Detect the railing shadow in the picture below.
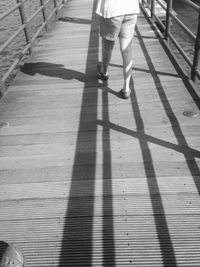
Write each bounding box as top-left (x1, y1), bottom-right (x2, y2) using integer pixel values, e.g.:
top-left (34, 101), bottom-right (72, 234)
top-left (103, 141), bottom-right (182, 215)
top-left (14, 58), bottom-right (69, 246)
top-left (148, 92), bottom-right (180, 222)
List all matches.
top-left (57, 2), bottom-right (98, 265)
top-left (94, 22), bottom-right (200, 266)
top-left (58, 17), bottom-right (92, 24)
top-left (101, 81), bottom-right (116, 266)
top-left (134, 24), bottom-right (200, 265)
top-left (135, 24), bottom-right (200, 193)
top-left (109, 63), bottom-right (180, 78)
top-left (130, 75), bottom-right (178, 266)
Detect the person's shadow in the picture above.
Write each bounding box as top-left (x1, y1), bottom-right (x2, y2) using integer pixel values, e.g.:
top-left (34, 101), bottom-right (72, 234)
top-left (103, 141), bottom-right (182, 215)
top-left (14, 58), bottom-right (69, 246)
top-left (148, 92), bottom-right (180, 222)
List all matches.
top-left (21, 62), bottom-right (120, 97)
top-left (21, 62), bottom-right (87, 82)
top-left (58, 17), bottom-right (91, 24)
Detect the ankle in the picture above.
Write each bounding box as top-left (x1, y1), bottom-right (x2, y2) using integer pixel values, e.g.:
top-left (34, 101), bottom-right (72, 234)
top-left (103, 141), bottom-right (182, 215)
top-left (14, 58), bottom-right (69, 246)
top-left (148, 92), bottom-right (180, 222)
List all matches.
top-left (122, 85), bottom-right (130, 92)
top-left (101, 65), bottom-right (108, 76)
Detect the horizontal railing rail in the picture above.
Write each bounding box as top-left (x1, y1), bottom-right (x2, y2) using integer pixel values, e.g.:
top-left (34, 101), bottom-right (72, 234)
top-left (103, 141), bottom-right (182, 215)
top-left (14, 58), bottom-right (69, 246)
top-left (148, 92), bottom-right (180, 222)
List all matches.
top-left (140, 0), bottom-right (200, 83)
top-left (0, 0), bottom-right (67, 95)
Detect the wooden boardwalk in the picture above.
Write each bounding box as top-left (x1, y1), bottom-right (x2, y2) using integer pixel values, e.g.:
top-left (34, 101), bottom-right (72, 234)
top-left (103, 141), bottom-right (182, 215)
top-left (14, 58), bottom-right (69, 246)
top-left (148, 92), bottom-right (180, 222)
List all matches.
top-left (0, 0), bottom-right (200, 266)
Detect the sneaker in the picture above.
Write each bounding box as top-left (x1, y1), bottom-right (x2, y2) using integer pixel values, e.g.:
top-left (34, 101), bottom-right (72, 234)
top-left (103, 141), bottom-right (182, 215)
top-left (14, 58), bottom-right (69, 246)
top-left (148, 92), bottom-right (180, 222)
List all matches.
top-left (119, 89), bottom-right (131, 99)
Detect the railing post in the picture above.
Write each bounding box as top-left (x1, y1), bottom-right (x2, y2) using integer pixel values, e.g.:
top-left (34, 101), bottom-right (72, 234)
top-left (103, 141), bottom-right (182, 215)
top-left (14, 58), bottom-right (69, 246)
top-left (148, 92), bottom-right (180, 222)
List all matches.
top-left (17, 0), bottom-right (32, 53)
top-left (40, 0), bottom-right (48, 30)
top-left (165, 0), bottom-right (173, 42)
top-left (191, 9), bottom-right (200, 82)
top-left (53, 0), bottom-right (58, 15)
top-left (0, 81), bottom-right (6, 97)
top-left (151, 0), bottom-right (155, 21)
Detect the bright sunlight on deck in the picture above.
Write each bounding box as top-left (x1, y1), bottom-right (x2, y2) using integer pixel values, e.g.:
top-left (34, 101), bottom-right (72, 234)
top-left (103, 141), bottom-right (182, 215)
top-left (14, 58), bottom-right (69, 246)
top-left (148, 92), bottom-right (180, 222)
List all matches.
top-left (0, 0), bottom-right (200, 266)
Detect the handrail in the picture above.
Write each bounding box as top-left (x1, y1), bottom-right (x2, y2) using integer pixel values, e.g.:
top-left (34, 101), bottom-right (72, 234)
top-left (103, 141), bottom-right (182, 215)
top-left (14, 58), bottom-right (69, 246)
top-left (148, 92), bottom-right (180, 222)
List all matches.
top-left (181, 0), bottom-right (199, 11)
top-left (140, 0), bottom-right (200, 83)
top-left (0, 3), bottom-right (21, 21)
top-left (0, 0), bottom-right (67, 95)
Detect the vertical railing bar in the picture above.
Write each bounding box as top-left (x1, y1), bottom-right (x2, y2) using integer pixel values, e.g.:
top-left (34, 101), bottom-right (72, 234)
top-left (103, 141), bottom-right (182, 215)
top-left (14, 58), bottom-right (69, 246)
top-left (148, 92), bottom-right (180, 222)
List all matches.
top-left (151, 0), bottom-right (155, 20)
top-left (191, 9), bottom-right (200, 82)
top-left (140, 0), bottom-right (200, 83)
top-left (56, 0), bottom-right (66, 11)
top-left (0, 0), bottom-right (66, 95)
top-left (40, 0), bottom-right (48, 30)
top-left (17, 0), bottom-right (32, 53)
top-left (0, 82), bottom-right (6, 97)
top-left (165, 0), bottom-right (173, 42)
top-left (53, 0), bottom-right (58, 15)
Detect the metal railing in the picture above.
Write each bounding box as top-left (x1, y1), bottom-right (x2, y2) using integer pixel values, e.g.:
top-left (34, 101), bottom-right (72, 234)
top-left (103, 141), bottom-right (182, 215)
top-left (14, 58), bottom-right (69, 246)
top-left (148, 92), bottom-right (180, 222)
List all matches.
top-left (0, 0), bottom-right (67, 95)
top-left (140, 0), bottom-right (200, 83)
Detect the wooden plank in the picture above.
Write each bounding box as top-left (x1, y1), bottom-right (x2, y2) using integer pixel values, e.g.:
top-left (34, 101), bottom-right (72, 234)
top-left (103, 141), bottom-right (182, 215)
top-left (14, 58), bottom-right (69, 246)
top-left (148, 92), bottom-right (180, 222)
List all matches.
top-left (0, 118), bottom-right (199, 138)
top-left (0, 133), bottom-right (200, 152)
top-left (0, 215), bottom-right (199, 266)
top-left (0, 149), bottom-right (199, 171)
top-left (1, 194), bottom-right (200, 220)
top-left (1, 215), bottom-right (200, 242)
top-left (0, 138), bottom-right (200, 161)
top-left (0, 161), bottom-right (200, 184)
top-left (0, 110), bottom-right (199, 130)
top-left (0, 176), bottom-right (199, 201)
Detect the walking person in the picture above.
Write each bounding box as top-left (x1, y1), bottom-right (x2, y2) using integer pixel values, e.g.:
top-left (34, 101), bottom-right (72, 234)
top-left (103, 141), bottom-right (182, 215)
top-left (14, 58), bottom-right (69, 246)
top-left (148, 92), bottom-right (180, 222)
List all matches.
top-left (96, 0), bottom-right (140, 99)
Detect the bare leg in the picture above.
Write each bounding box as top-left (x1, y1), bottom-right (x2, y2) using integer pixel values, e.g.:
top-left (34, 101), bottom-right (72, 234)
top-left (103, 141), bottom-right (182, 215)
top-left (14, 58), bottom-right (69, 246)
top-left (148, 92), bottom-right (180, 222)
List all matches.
top-left (101, 38), bottom-right (115, 75)
top-left (119, 37), bottom-right (133, 93)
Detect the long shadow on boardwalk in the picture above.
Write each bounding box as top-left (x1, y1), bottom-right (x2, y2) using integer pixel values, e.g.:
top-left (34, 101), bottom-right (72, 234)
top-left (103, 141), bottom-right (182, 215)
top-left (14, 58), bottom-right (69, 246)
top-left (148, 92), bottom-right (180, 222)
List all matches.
top-left (58, 2), bottom-right (116, 266)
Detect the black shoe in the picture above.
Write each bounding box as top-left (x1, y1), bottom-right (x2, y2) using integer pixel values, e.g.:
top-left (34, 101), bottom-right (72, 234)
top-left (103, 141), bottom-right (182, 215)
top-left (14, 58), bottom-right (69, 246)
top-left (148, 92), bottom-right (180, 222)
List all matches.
top-left (97, 64), bottom-right (109, 81)
top-left (119, 89), bottom-right (131, 99)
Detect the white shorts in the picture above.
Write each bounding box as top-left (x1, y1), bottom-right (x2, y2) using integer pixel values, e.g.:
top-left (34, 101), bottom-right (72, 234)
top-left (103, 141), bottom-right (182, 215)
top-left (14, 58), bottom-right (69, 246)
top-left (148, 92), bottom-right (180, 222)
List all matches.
top-left (99, 14), bottom-right (137, 41)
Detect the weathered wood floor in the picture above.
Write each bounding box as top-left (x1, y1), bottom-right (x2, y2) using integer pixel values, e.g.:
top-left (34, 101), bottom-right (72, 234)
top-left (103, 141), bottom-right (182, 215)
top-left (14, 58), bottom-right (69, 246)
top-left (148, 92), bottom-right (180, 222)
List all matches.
top-left (0, 0), bottom-right (200, 266)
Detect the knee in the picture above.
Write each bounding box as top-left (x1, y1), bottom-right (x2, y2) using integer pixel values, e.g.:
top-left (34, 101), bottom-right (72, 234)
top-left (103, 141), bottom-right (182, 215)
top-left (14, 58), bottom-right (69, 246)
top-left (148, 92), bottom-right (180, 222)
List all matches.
top-left (119, 37), bottom-right (132, 53)
top-left (103, 39), bottom-right (115, 52)
top-left (121, 46), bottom-right (130, 55)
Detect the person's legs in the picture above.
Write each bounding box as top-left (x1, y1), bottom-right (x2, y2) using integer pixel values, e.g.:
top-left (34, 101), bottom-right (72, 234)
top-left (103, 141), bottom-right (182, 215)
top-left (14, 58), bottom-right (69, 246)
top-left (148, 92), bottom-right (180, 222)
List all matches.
top-left (101, 38), bottom-right (115, 75)
top-left (119, 36), bottom-right (133, 93)
top-left (118, 14), bottom-right (137, 97)
top-left (98, 16), bottom-right (122, 79)
top-left (97, 14), bottom-right (137, 92)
